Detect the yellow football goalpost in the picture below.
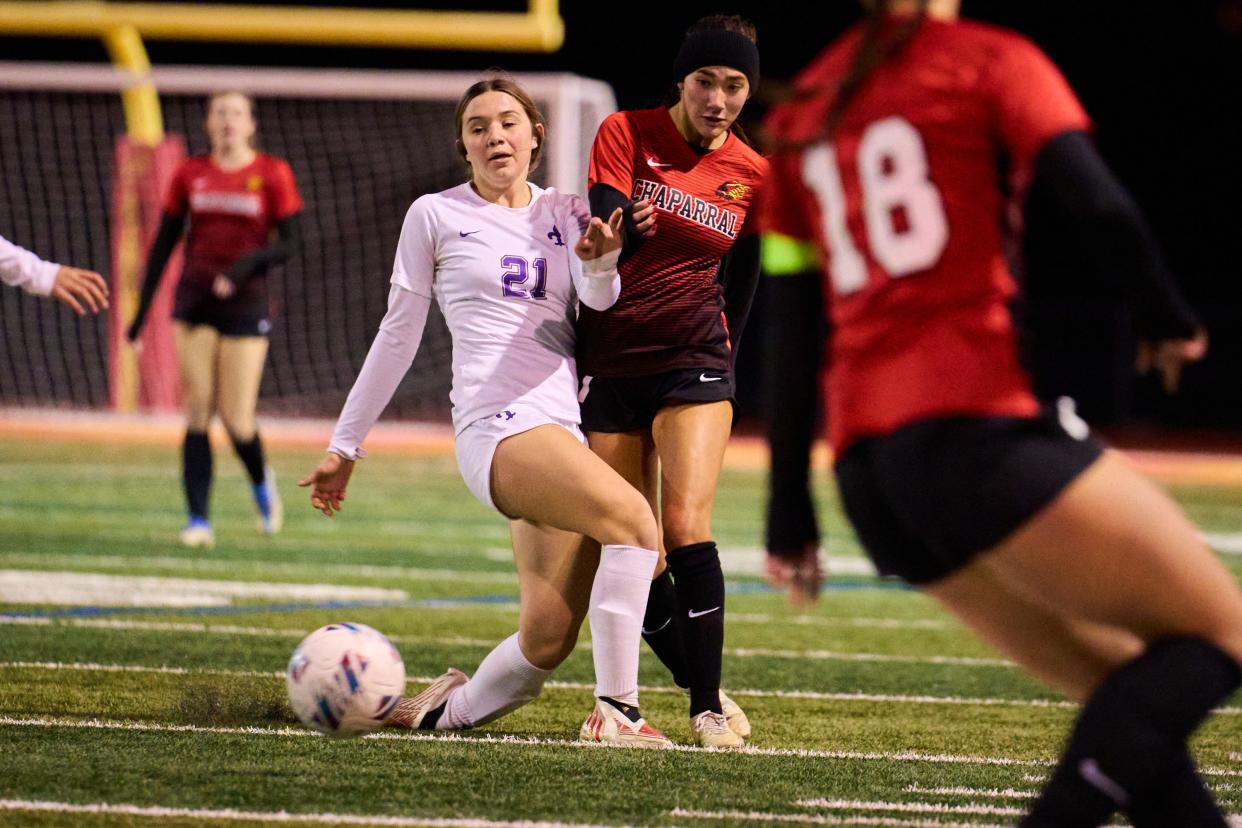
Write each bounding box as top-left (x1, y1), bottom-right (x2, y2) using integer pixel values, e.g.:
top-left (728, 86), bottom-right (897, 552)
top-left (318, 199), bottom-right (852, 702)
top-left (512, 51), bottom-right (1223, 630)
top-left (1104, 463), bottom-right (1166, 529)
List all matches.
top-left (0, 1), bottom-right (565, 412)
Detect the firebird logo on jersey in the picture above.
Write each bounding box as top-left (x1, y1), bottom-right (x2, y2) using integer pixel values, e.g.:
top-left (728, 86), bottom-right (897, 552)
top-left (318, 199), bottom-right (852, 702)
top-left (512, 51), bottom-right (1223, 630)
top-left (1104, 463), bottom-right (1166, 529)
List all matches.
top-left (716, 180), bottom-right (750, 201)
top-left (630, 178), bottom-right (743, 239)
top-left (246, 175), bottom-right (264, 192)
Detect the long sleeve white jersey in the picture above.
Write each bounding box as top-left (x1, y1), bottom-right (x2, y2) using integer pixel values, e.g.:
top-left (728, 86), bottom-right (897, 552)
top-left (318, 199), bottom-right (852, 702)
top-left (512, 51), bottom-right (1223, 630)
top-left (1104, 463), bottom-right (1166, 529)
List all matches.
top-left (0, 235), bottom-right (59, 296)
top-left (329, 183), bottom-right (620, 459)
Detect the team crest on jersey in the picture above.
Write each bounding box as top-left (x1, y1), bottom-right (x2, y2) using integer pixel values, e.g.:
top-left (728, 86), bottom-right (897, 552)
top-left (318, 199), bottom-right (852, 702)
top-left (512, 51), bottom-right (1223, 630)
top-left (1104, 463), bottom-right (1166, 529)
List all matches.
top-left (547, 225), bottom-right (565, 247)
top-left (246, 175), bottom-right (264, 192)
top-left (716, 180), bottom-right (750, 201)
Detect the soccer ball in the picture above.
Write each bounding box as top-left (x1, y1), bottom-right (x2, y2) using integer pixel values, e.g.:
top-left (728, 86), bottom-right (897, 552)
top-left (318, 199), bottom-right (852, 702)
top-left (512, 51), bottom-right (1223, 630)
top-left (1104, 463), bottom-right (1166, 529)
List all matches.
top-left (286, 622), bottom-right (406, 737)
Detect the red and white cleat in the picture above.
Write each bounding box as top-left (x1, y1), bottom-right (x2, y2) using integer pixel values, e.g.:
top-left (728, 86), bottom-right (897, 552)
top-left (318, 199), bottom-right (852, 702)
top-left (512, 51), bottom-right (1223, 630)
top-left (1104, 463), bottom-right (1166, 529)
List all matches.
top-left (579, 698), bottom-right (672, 749)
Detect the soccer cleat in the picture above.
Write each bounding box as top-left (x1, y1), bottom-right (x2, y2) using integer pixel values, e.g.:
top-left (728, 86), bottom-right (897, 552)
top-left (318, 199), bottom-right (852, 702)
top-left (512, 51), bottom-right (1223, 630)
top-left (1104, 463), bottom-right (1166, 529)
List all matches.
top-left (253, 466), bottom-right (283, 535)
top-left (178, 517), bottom-right (215, 548)
top-left (579, 698), bottom-right (672, 749)
top-left (387, 668), bottom-right (468, 730)
top-left (690, 709), bottom-right (745, 749)
top-left (719, 689), bottom-right (751, 739)
top-left (681, 687), bottom-right (752, 739)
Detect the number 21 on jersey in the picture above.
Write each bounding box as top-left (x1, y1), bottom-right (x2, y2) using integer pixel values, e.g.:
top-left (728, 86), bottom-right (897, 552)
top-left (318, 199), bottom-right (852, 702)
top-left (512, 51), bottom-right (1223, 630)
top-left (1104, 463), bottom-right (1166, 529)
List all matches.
top-left (802, 116), bottom-right (948, 295)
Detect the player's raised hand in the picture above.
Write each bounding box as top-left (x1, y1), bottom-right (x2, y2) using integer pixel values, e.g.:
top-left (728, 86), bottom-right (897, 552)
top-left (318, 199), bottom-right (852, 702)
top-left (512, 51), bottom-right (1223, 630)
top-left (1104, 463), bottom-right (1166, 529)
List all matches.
top-left (574, 207), bottom-right (626, 261)
top-left (298, 452), bottom-right (355, 516)
top-left (1136, 329), bottom-right (1208, 394)
top-left (51, 265), bottom-right (109, 316)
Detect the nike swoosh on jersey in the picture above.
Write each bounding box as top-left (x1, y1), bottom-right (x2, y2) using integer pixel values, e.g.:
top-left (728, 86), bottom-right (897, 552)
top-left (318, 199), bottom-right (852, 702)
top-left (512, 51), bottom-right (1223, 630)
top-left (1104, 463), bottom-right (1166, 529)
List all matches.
top-left (646, 156), bottom-right (673, 168)
top-left (459, 230), bottom-right (481, 237)
top-left (699, 373), bottom-right (724, 382)
top-left (687, 606), bottom-right (721, 618)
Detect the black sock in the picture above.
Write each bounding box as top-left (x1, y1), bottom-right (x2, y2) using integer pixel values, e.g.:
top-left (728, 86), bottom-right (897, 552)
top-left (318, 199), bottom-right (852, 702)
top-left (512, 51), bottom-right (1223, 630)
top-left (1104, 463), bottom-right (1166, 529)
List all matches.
top-left (598, 696), bottom-right (642, 723)
top-left (230, 431), bottom-right (266, 486)
top-left (642, 570), bottom-right (691, 689)
top-left (1022, 637), bottom-right (1241, 827)
top-left (1128, 750), bottom-right (1229, 828)
top-left (182, 431), bottom-right (213, 520)
top-left (666, 541), bottom-right (725, 716)
top-left (419, 703), bottom-right (446, 731)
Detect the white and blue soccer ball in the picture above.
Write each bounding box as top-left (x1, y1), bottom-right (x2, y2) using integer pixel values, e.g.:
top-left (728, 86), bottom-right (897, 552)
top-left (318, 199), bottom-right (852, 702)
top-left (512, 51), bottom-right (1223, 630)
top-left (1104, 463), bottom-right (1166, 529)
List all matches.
top-left (286, 622), bottom-right (406, 737)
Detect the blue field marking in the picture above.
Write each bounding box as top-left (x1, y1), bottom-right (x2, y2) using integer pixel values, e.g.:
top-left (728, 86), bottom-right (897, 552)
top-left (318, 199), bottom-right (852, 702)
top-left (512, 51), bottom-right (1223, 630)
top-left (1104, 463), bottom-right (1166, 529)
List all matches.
top-left (0, 578), bottom-right (906, 622)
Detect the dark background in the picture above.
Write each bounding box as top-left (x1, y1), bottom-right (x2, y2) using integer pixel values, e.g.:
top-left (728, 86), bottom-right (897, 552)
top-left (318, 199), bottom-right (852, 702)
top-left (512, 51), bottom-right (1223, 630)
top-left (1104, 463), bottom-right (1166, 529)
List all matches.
top-left (5, 0), bottom-right (1241, 433)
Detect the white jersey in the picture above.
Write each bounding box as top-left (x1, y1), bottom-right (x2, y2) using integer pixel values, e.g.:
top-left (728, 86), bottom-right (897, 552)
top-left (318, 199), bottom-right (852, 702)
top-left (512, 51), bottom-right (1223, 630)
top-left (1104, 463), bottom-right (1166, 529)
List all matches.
top-left (0, 235), bottom-right (59, 296)
top-left (328, 182), bottom-right (619, 460)
top-left (394, 182), bottom-right (589, 432)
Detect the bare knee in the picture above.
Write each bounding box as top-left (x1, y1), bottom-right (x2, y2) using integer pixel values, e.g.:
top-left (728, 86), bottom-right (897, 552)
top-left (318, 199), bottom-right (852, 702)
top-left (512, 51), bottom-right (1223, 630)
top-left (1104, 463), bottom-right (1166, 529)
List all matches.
top-left (662, 502), bottom-right (711, 549)
top-left (592, 490), bottom-right (658, 551)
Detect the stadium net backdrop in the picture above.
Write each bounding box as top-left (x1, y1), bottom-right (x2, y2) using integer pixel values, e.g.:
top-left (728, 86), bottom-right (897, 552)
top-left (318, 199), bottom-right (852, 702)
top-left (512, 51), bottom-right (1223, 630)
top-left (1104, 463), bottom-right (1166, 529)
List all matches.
top-left (0, 64), bottom-right (615, 421)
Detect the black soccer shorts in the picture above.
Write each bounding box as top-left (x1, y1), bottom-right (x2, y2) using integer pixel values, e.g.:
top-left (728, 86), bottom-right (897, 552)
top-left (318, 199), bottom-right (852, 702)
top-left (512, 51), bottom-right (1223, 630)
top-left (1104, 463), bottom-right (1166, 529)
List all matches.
top-left (578, 366), bottom-right (735, 433)
top-left (833, 407), bottom-right (1105, 585)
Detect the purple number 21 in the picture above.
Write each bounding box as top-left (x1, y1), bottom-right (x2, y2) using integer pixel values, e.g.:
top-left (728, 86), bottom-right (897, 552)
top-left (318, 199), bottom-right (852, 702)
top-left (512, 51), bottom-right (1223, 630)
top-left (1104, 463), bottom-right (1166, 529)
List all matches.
top-left (501, 255), bottom-right (548, 300)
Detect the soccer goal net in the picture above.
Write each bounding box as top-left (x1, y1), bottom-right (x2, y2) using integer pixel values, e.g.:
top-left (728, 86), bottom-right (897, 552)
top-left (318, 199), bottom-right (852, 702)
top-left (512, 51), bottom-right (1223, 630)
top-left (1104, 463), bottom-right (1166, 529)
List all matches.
top-left (0, 63), bottom-right (616, 421)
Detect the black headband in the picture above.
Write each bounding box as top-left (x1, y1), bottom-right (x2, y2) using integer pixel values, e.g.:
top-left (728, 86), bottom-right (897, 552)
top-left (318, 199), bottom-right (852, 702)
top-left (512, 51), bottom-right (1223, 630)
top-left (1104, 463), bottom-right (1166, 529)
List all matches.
top-left (672, 30), bottom-right (760, 90)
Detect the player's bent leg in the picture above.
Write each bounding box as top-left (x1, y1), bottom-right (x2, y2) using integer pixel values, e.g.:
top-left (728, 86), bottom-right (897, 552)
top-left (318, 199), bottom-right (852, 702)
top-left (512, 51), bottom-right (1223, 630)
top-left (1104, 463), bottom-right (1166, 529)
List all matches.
top-left (966, 451), bottom-right (1242, 825)
top-left (586, 429), bottom-right (698, 714)
top-left (492, 426), bottom-right (670, 747)
top-left (926, 561), bottom-right (1142, 701)
top-left (173, 322), bottom-right (219, 546)
top-left (512, 520), bottom-right (597, 670)
top-left (218, 336), bottom-right (280, 534)
top-left (650, 400), bottom-right (743, 745)
top-left (981, 450), bottom-right (1242, 661)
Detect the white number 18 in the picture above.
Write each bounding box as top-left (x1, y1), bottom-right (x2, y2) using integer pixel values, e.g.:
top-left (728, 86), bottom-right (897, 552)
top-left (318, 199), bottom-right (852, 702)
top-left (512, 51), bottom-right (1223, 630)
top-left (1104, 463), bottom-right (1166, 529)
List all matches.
top-left (802, 116), bottom-right (948, 295)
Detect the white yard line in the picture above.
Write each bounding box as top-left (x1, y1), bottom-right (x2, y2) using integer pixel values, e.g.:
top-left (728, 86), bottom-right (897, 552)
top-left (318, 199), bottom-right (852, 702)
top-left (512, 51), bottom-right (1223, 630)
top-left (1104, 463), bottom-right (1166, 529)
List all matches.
top-left (0, 554), bottom-right (518, 584)
top-left (0, 570), bottom-right (407, 608)
top-left (0, 715), bottom-right (1057, 765)
top-left (1201, 533), bottom-right (1242, 556)
top-left (900, 786), bottom-right (1033, 800)
top-left (669, 808), bottom-right (1006, 828)
top-left (795, 799), bottom-right (1023, 816)
top-left (3, 715), bottom-right (1241, 784)
top-left (0, 660), bottom-right (1083, 713)
top-left (0, 616), bottom-right (1006, 667)
top-left (0, 799), bottom-right (627, 828)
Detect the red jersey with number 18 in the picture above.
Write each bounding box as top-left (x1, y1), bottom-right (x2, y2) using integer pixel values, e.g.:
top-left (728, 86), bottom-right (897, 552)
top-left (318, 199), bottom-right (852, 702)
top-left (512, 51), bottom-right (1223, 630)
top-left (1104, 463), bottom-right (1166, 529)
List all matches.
top-left (578, 107), bottom-right (767, 378)
top-left (757, 17), bottom-right (1090, 453)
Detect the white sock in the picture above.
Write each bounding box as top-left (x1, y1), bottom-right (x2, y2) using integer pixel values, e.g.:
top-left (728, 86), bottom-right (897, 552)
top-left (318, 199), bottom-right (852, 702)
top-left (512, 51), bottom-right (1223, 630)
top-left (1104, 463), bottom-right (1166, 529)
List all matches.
top-left (440, 632), bottom-right (551, 729)
top-left (589, 544), bottom-right (659, 706)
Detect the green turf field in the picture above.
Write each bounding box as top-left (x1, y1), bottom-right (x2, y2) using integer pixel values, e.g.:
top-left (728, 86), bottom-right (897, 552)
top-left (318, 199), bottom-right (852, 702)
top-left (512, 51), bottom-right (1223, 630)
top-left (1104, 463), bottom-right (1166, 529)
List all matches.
top-left (2, 438), bottom-right (1240, 827)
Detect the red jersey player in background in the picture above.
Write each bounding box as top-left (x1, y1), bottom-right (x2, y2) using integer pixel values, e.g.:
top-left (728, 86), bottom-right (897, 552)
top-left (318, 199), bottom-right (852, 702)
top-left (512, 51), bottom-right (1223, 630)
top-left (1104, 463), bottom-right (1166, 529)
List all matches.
top-left (760, 0), bottom-right (1242, 824)
top-left (128, 91), bottom-right (303, 548)
top-left (577, 14), bottom-right (767, 748)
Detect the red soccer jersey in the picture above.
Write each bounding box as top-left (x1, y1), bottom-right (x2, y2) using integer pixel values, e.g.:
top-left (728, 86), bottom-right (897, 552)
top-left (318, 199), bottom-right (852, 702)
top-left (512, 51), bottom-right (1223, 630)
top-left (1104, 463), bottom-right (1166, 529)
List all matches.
top-left (164, 153), bottom-right (303, 326)
top-left (578, 107), bottom-right (768, 377)
top-left (757, 17), bottom-right (1090, 452)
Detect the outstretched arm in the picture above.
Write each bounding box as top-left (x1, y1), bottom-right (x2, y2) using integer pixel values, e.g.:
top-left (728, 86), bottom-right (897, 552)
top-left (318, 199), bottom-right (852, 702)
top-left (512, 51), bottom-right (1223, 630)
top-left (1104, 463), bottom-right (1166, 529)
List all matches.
top-left (0, 235), bottom-right (108, 314)
top-left (299, 283), bottom-right (431, 515)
